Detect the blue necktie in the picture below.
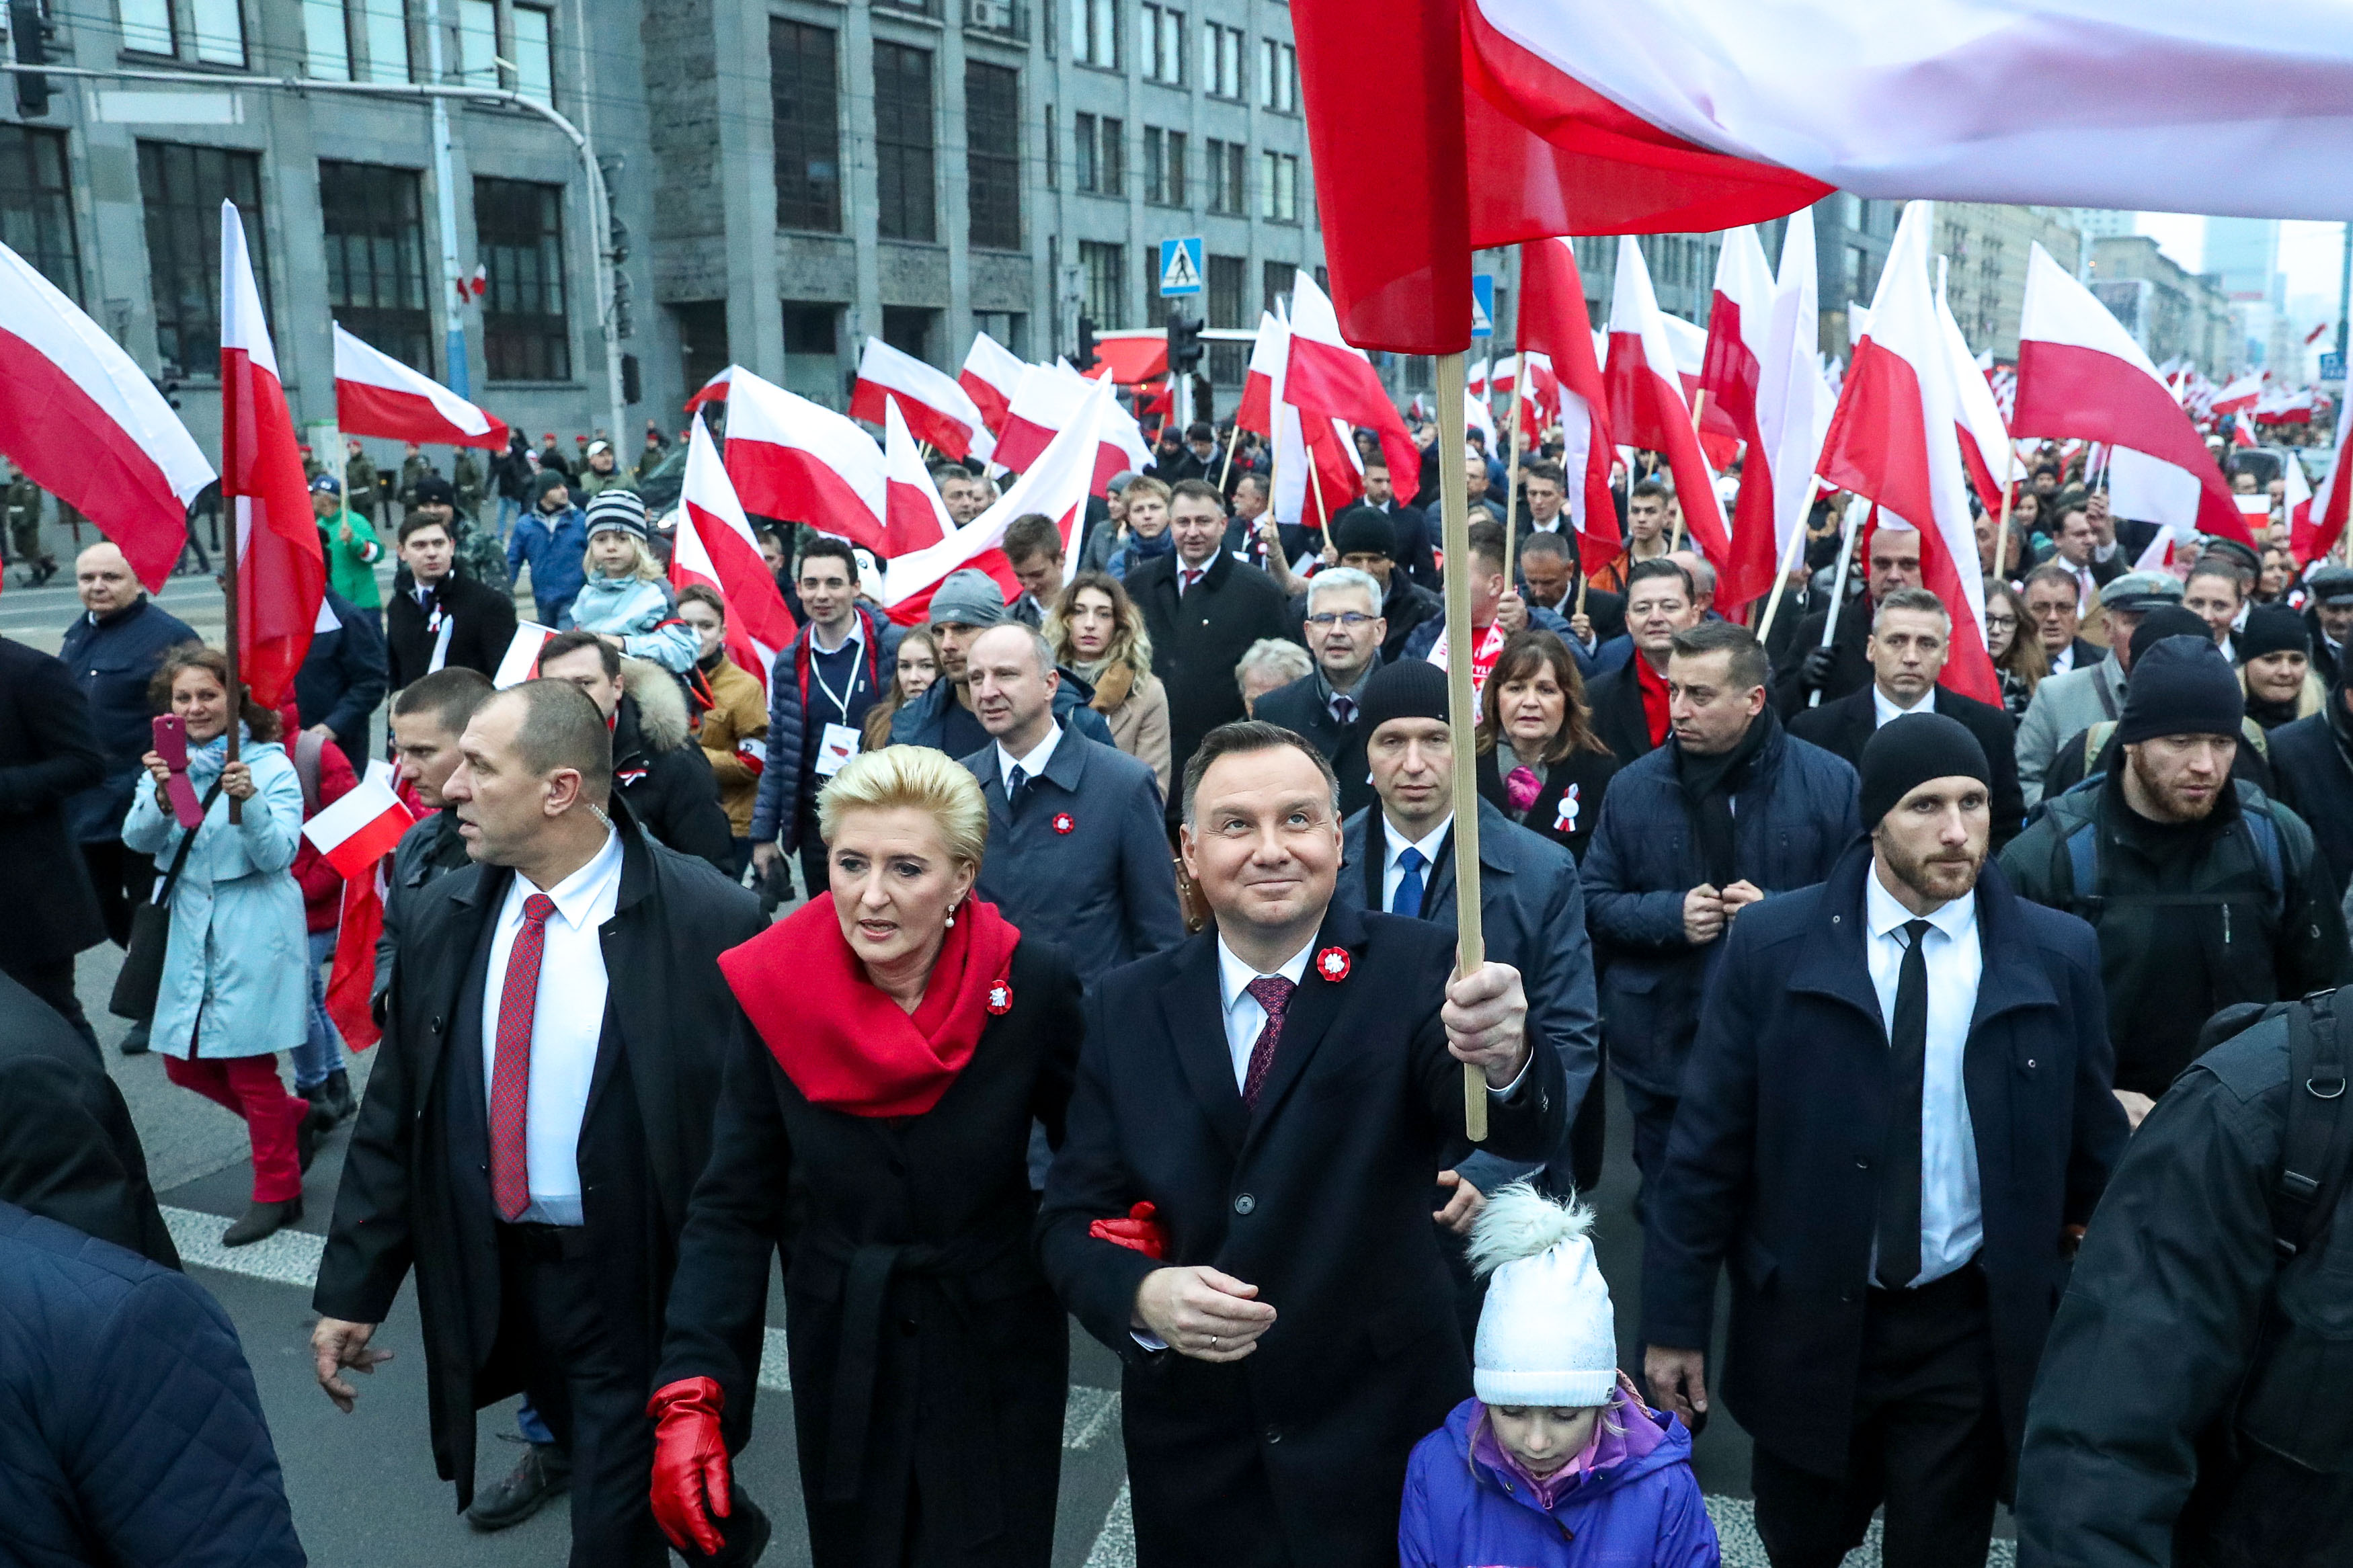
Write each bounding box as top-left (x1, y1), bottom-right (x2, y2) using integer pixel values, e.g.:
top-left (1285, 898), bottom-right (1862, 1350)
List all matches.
top-left (1392, 845), bottom-right (1427, 917)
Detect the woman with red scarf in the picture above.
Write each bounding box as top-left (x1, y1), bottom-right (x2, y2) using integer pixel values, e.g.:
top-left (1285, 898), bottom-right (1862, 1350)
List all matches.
top-left (646, 745), bottom-right (1084, 1567)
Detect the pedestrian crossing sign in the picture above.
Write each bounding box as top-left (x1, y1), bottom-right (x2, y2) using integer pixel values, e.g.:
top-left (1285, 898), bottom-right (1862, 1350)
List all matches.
top-left (1160, 237), bottom-right (1204, 298)
top-left (1472, 274), bottom-right (1495, 338)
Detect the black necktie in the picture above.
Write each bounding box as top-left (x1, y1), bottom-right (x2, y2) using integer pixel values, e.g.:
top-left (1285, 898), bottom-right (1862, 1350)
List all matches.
top-left (1875, 917), bottom-right (1933, 1290)
top-left (1005, 763), bottom-right (1028, 811)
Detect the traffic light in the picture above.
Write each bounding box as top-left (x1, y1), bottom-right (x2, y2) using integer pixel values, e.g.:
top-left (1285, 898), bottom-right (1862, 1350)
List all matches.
top-left (621, 353), bottom-right (641, 405)
top-left (1166, 310), bottom-right (1203, 376)
top-left (9, 0), bottom-right (50, 120)
top-left (1075, 315), bottom-right (1099, 372)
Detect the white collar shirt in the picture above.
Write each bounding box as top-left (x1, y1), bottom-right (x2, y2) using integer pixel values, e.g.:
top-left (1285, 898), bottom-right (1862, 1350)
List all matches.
top-left (811, 618), bottom-right (865, 657)
top-left (2048, 640), bottom-right (2078, 675)
top-left (1871, 684), bottom-right (1936, 729)
top-left (995, 720), bottom-right (1064, 791)
top-left (1214, 937), bottom-right (1316, 1090)
top-left (480, 824), bottom-right (624, 1227)
top-left (1381, 813), bottom-right (1454, 915)
top-left (1863, 866), bottom-right (1985, 1288)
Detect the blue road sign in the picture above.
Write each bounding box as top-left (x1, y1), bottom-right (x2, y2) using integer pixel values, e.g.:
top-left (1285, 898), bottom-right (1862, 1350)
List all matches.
top-left (1159, 237), bottom-right (1203, 297)
top-left (1471, 274), bottom-right (1495, 338)
top-left (2321, 349), bottom-right (2346, 384)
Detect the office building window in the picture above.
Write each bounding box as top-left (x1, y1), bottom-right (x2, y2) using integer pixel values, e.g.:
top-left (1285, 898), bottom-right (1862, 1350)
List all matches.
top-left (1263, 259), bottom-right (1291, 318)
top-left (1075, 112), bottom-right (1121, 197)
top-left (1849, 243), bottom-right (1874, 304)
top-left (966, 60), bottom-right (1021, 249)
top-left (1261, 150), bottom-right (1297, 222)
top-left (1071, 0), bottom-right (1116, 67)
top-left (475, 176), bottom-right (570, 382)
top-left (512, 3), bottom-right (553, 104)
top-left (1205, 138), bottom-right (1243, 214)
top-left (873, 42), bottom-right (936, 242)
top-left (126, 0), bottom-right (246, 62)
top-left (455, 0), bottom-right (497, 87)
top-left (772, 20), bottom-right (841, 232)
top-left (1205, 252), bottom-right (1245, 382)
top-left (1043, 100), bottom-right (1058, 189)
top-left (1143, 127), bottom-right (1185, 206)
top-left (303, 0), bottom-right (351, 79)
top-left (139, 142), bottom-right (266, 376)
top-left (1199, 22), bottom-right (1241, 97)
top-left (350, 0), bottom-right (408, 83)
top-left (0, 127), bottom-right (80, 304)
top-left (1080, 240), bottom-right (1125, 329)
top-left (1140, 3), bottom-right (1181, 83)
top-left (1257, 38), bottom-right (1295, 111)
top-left (882, 306), bottom-right (937, 364)
top-left (321, 161), bottom-right (431, 372)
top-left (189, 0), bottom-right (244, 63)
top-left (973, 310), bottom-right (1027, 359)
top-left (120, 0), bottom-right (175, 54)
top-left (779, 299), bottom-right (839, 402)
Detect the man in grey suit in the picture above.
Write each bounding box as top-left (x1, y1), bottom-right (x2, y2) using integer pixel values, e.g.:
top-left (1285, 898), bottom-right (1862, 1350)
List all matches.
top-left (2016, 572), bottom-right (2182, 806)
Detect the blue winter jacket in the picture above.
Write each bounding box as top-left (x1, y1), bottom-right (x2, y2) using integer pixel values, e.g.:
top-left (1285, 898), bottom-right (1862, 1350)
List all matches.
top-left (1400, 1396), bottom-right (1718, 1568)
top-left (750, 605), bottom-right (905, 848)
top-left (0, 1201), bottom-right (306, 1568)
top-left (504, 503), bottom-right (589, 606)
top-left (886, 666), bottom-right (1116, 756)
top-left (1579, 716), bottom-right (1859, 1096)
top-left (57, 597), bottom-right (199, 843)
top-left (563, 574), bottom-right (699, 673)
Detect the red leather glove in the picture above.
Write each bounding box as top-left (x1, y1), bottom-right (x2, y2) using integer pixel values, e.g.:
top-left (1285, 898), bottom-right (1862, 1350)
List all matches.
top-left (1088, 1200), bottom-right (1169, 1260)
top-left (646, 1376), bottom-right (730, 1556)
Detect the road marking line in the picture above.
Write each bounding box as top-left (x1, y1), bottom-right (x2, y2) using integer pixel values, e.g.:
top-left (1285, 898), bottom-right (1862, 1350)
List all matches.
top-left (1082, 1482), bottom-right (1133, 1568)
top-left (164, 1205), bottom-right (324, 1288)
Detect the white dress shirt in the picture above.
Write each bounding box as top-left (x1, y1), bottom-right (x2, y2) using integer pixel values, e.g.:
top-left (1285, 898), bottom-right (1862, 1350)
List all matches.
top-left (1870, 684), bottom-right (1934, 729)
top-left (994, 720), bottom-right (1064, 791)
top-left (1380, 814), bottom-right (1453, 914)
top-left (2048, 641), bottom-right (2078, 675)
top-left (1864, 864), bottom-right (1985, 1288)
top-left (481, 825), bottom-right (623, 1227)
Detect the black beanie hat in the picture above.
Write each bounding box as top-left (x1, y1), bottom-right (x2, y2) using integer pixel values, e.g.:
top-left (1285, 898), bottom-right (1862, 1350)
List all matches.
top-left (1358, 657), bottom-right (1449, 736)
top-left (2128, 605), bottom-right (2213, 668)
top-left (1330, 507), bottom-right (1398, 561)
top-left (2117, 635), bottom-right (2244, 746)
top-left (2238, 602), bottom-right (2310, 663)
top-left (1859, 712), bottom-right (1990, 828)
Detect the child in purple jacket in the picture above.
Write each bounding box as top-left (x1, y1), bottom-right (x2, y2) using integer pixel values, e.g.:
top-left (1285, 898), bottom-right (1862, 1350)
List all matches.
top-left (1400, 1185), bottom-right (1720, 1567)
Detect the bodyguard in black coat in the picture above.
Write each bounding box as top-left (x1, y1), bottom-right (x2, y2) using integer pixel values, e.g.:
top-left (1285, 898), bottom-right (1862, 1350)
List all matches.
top-left (1127, 525), bottom-right (1293, 798)
top-left (2266, 674), bottom-right (2353, 903)
top-left (1039, 723), bottom-right (1566, 1567)
top-left (1790, 682), bottom-right (2026, 850)
top-left (0, 636), bottom-right (106, 1044)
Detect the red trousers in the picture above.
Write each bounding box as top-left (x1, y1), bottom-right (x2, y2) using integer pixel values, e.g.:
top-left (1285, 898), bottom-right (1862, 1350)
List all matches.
top-left (165, 1054), bottom-right (308, 1202)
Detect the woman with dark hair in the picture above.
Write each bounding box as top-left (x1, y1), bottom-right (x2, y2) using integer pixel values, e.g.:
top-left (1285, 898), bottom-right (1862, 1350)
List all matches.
top-left (1983, 577), bottom-right (2047, 719)
top-left (1045, 569), bottom-right (1172, 794)
top-left (123, 645), bottom-right (315, 1245)
top-left (1474, 630), bottom-right (1620, 862)
top-left (861, 625), bottom-right (940, 752)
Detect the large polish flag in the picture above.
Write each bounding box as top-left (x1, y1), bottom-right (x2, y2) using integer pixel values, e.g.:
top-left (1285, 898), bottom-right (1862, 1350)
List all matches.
top-left (1281, 270), bottom-right (1420, 495)
top-left (333, 324), bottom-right (509, 450)
top-left (849, 337), bottom-right (993, 462)
top-left (1234, 312), bottom-right (1288, 436)
top-left (993, 362), bottom-right (1152, 492)
top-left (672, 413), bottom-right (797, 694)
top-left (1816, 201), bottom-right (1997, 705)
top-left (2295, 413), bottom-right (2352, 565)
top-left (1517, 239), bottom-right (1619, 579)
top-left (1751, 207), bottom-right (1834, 591)
top-left (959, 332), bottom-right (1026, 438)
top-left (883, 374), bottom-right (1109, 624)
top-left (1701, 225), bottom-right (1778, 610)
top-left (2210, 370), bottom-right (2266, 416)
top-left (1938, 289), bottom-right (2014, 520)
top-left (721, 368), bottom-right (888, 554)
top-left (2013, 243), bottom-right (2253, 548)
top-left (0, 239), bottom-right (210, 591)
top-left (882, 397), bottom-right (953, 556)
top-left (684, 366), bottom-right (733, 413)
top-left (220, 202), bottom-right (324, 712)
top-left (1603, 236), bottom-right (1730, 576)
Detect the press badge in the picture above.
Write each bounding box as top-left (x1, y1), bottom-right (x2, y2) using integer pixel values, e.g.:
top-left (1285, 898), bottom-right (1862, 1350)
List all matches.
top-left (815, 723), bottom-right (862, 777)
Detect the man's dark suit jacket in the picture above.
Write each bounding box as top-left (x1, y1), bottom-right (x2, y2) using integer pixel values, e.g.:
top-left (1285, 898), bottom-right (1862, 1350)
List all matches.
top-left (1250, 672), bottom-right (1373, 820)
top-left (1037, 901), bottom-right (1566, 1567)
top-left (1127, 548), bottom-right (1292, 798)
top-left (385, 571), bottom-right (519, 690)
top-left (1789, 682), bottom-right (2028, 850)
top-left (313, 804), bottom-right (762, 1510)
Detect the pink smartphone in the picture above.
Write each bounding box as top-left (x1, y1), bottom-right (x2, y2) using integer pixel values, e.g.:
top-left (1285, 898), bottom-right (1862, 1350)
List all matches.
top-left (151, 714), bottom-right (204, 828)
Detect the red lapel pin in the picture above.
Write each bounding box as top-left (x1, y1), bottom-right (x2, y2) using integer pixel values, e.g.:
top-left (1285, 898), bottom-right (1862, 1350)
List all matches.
top-left (1051, 812), bottom-right (1075, 835)
top-left (1314, 946), bottom-right (1351, 983)
top-left (986, 979), bottom-right (1014, 1015)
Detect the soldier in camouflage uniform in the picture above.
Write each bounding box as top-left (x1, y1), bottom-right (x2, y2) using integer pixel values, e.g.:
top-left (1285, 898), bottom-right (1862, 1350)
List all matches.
top-left (396, 474), bottom-right (510, 596)
top-left (345, 439), bottom-right (381, 526)
top-left (300, 444), bottom-right (323, 484)
top-left (452, 445), bottom-right (487, 523)
top-left (6, 465), bottom-right (54, 585)
top-left (396, 443), bottom-right (430, 510)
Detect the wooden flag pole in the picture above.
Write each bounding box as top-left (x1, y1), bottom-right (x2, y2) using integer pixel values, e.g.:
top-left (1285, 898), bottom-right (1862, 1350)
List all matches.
top-left (218, 493), bottom-right (243, 825)
top-left (1435, 351), bottom-right (1488, 1144)
top-left (1502, 361), bottom-right (1526, 582)
top-left (1306, 439), bottom-right (1330, 532)
top-left (1812, 497), bottom-right (1864, 709)
top-left (1993, 473), bottom-right (2018, 577)
top-left (1217, 421), bottom-right (1240, 494)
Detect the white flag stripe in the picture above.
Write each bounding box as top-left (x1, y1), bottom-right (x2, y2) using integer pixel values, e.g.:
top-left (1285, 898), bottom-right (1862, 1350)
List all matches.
top-left (303, 776), bottom-right (409, 854)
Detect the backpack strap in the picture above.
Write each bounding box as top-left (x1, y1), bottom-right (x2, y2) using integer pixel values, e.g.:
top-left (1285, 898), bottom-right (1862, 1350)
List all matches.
top-left (2082, 719), bottom-right (2118, 779)
top-left (2062, 813), bottom-right (2102, 917)
top-left (2273, 993), bottom-right (2352, 1261)
top-left (2241, 798), bottom-right (2286, 927)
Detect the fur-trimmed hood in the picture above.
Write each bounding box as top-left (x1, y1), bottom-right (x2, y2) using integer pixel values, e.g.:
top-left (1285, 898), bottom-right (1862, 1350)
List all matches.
top-left (620, 657), bottom-right (692, 753)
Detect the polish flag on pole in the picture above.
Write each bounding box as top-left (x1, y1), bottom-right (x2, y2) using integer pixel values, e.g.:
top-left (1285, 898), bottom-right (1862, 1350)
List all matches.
top-left (882, 396), bottom-right (954, 556)
top-left (1281, 270), bottom-right (1421, 497)
top-left (684, 366), bottom-right (733, 413)
top-left (1816, 201), bottom-right (1997, 705)
top-left (220, 200), bottom-right (324, 711)
top-left (2013, 243), bottom-right (2254, 549)
top-left (883, 373), bottom-right (1110, 624)
top-left (0, 238), bottom-right (212, 592)
top-left (1938, 288), bottom-right (2015, 520)
top-left (1463, 384), bottom-right (1498, 451)
top-left (671, 413), bottom-right (797, 695)
top-left (316, 759), bottom-right (409, 1049)
top-left (1603, 235), bottom-right (1731, 576)
top-left (333, 323), bottom-right (509, 449)
top-left (1466, 358), bottom-right (1492, 401)
top-left (1273, 405), bottom-right (1364, 530)
top-left (2295, 415), bottom-right (2352, 564)
top-left (1752, 207), bottom-right (1834, 592)
top-left (721, 368), bottom-right (888, 554)
top-left (992, 362), bottom-right (1152, 492)
top-left (849, 337), bottom-right (994, 462)
top-left (1234, 312), bottom-right (1288, 436)
top-left (303, 770), bottom-right (417, 880)
top-left (959, 332), bottom-right (1027, 438)
top-left (2210, 370), bottom-right (2266, 415)
top-left (1701, 224), bottom-right (1778, 610)
top-left (1517, 237), bottom-right (1620, 579)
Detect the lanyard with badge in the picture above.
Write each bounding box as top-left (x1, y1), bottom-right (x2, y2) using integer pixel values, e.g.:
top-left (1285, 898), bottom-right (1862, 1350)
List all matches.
top-left (809, 642), bottom-right (863, 778)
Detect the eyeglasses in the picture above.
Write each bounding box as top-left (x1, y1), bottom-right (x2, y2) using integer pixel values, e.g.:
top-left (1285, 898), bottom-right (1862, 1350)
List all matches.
top-left (1983, 614), bottom-right (2018, 632)
top-left (1304, 612), bottom-right (1376, 628)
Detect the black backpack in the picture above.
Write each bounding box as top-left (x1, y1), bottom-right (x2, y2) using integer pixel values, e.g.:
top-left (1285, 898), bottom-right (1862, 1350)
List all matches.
top-left (2194, 991), bottom-right (2353, 1264)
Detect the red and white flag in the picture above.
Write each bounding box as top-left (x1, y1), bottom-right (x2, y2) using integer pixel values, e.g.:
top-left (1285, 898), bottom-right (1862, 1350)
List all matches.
top-left (2307, 321), bottom-right (2333, 347)
top-left (303, 769), bottom-right (416, 880)
top-left (1751, 207), bottom-right (1835, 593)
top-left (0, 238), bottom-right (211, 591)
top-left (333, 323), bottom-right (509, 450)
top-left (2296, 414), bottom-right (2352, 564)
top-left (1517, 237), bottom-right (1620, 579)
top-left (883, 373), bottom-right (1111, 624)
top-left (1275, 404), bottom-right (1365, 530)
top-left (672, 413), bottom-right (797, 694)
top-left (1603, 235), bottom-right (1731, 577)
top-left (2013, 243), bottom-right (2253, 548)
top-left (993, 361), bottom-right (1151, 492)
top-left (1938, 288), bottom-right (2014, 520)
top-left (959, 332), bottom-right (1026, 438)
top-left (721, 367), bottom-right (888, 554)
top-left (316, 759), bottom-right (410, 1050)
top-left (220, 201), bottom-right (324, 711)
top-left (1701, 224), bottom-right (1778, 610)
top-left (1816, 201), bottom-right (1998, 705)
top-left (684, 366), bottom-right (733, 413)
top-left (850, 337), bottom-right (994, 462)
top-left (2210, 371), bottom-right (2266, 415)
top-left (1466, 358), bottom-right (1492, 401)
top-left (1234, 312), bottom-right (1288, 436)
top-left (1282, 270), bottom-right (1420, 497)
top-left (882, 396), bottom-right (953, 556)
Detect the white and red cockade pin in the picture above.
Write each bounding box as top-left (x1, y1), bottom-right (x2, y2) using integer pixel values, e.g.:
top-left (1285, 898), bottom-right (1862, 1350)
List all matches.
top-left (986, 979), bottom-right (1014, 1015)
top-left (1051, 812), bottom-right (1076, 835)
top-left (1314, 946), bottom-right (1351, 983)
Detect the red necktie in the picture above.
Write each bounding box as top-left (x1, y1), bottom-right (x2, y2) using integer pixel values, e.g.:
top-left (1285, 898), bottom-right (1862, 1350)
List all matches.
top-left (1182, 567), bottom-right (1203, 595)
top-left (1241, 975), bottom-right (1296, 1109)
top-left (490, 893), bottom-right (557, 1221)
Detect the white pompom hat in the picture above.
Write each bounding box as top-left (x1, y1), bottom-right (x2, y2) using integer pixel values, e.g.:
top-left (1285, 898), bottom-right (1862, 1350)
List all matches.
top-left (1468, 1183), bottom-right (1617, 1409)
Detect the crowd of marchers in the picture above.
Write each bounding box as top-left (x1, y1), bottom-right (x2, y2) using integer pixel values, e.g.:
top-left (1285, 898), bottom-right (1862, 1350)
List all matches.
top-left (5, 409), bottom-right (2353, 1568)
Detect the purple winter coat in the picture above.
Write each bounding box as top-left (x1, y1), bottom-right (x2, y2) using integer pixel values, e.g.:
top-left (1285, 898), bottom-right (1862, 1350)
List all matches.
top-left (1399, 1391), bottom-right (1720, 1568)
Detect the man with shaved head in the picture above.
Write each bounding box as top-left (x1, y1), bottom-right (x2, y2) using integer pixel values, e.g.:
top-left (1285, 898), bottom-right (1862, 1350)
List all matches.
top-left (314, 678), bottom-right (772, 1566)
top-left (58, 542), bottom-right (198, 1052)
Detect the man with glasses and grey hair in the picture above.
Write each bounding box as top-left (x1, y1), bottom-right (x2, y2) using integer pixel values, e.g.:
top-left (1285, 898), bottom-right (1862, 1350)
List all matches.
top-left (1252, 565), bottom-right (1387, 819)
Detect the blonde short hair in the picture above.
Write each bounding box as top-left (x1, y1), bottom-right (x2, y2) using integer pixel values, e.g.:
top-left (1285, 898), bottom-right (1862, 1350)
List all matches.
top-left (815, 745), bottom-right (989, 868)
top-left (581, 533), bottom-right (664, 583)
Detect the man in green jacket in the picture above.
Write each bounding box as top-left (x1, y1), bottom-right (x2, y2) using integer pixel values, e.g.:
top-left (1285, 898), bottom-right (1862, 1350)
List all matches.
top-left (312, 474), bottom-right (385, 630)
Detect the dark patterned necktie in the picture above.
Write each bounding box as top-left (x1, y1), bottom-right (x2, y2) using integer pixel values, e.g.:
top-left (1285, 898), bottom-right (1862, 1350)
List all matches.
top-left (1240, 975), bottom-right (1297, 1109)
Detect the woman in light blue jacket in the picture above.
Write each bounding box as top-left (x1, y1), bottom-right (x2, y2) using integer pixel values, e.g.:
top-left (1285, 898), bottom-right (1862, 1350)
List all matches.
top-left (561, 489), bottom-right (699, 673)
top-left (124, 645), bottom-right (317, 1247)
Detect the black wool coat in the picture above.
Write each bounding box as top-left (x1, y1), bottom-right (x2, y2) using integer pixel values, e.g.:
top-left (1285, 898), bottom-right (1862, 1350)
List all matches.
top-left (1037, 903), bottom-right (1567, 1567)
top-left (0, 636), bottom-right (105, 967)
top-left (661, 937), bottom-right (1083, 1568)
top-left (1127, 549), bottom-right (1293, 793)
top-left (1788, 683), bottom-right (2027, 851)
top-left (385, 571), bottom-right (518, 690)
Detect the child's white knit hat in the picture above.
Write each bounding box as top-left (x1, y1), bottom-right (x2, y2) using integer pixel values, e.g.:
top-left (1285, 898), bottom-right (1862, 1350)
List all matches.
top-left (1468, 1183), bottom-right (1616, 1408)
